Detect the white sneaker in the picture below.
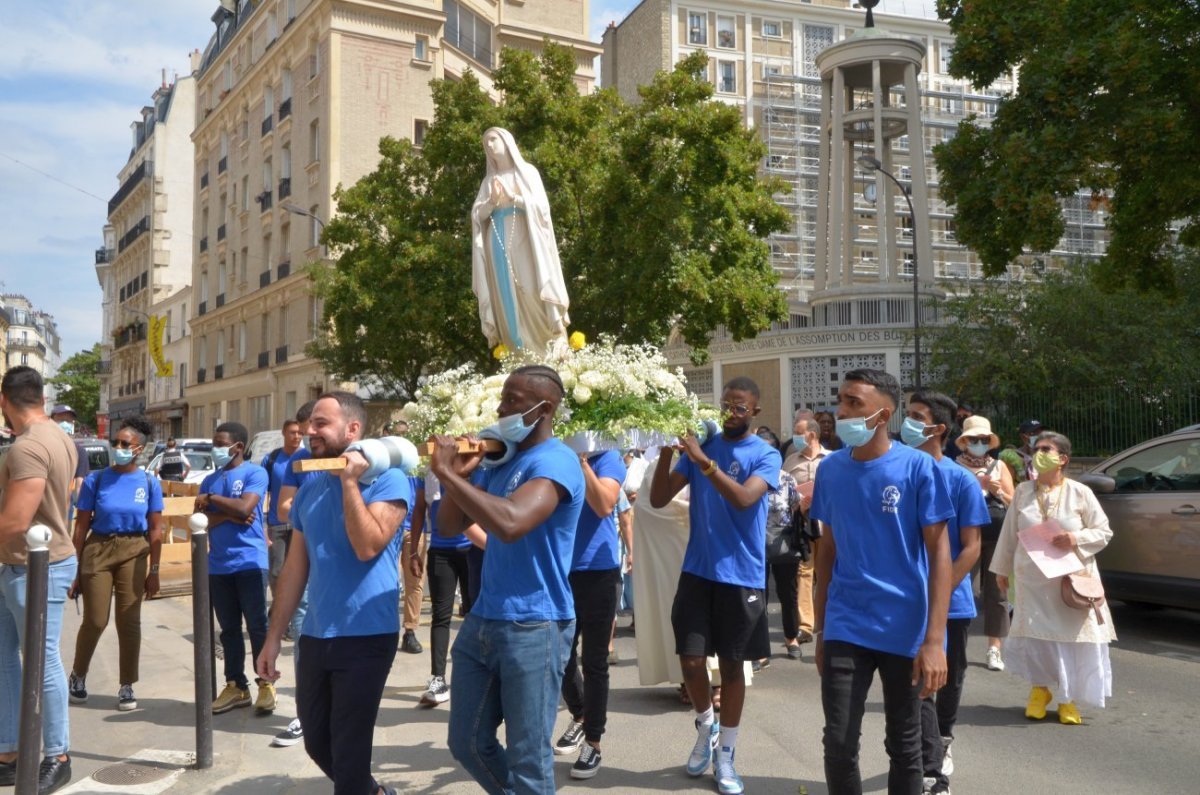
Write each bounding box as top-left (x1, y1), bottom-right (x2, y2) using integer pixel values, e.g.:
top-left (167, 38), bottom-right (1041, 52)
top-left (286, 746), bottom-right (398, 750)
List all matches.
top-left (986, 646), bottom-right (1005, 671)
top-left (713, 746), bottom-right (744, 794)
top-left (686, 719), bottom-right (718, 777)
top-left (941, 735), bottom-right (954, 776)
top-left (420, 675), bottom-right (450, 706)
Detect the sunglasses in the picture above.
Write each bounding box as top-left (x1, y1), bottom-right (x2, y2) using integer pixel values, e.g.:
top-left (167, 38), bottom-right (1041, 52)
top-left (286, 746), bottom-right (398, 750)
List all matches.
top-left (719, 402), bottom-right (752, 417)
top-left (111, 440), bottom-right (140, 449)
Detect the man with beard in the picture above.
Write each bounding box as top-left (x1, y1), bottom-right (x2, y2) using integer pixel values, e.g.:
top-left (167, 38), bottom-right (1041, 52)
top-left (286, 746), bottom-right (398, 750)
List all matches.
top-left (650, 376), bottom-right (782, 795)
top-left (257, 392), bottom-right (411, 795)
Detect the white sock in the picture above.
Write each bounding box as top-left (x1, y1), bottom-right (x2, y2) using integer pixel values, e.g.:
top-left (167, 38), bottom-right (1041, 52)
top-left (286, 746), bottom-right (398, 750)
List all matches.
top-left (719, 725), bottom-right (739, 752)
top-left (696, 705), bottom-right (715, 727)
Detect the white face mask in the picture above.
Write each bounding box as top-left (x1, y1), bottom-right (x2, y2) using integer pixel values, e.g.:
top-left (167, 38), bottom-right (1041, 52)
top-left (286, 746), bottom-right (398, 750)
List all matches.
top-left (967, 441), bottom-right (991, 457)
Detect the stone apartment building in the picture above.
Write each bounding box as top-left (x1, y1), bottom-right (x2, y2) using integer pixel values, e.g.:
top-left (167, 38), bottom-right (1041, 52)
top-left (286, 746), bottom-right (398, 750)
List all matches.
top-left (185, 0), bottom-right (599, 438)
top-left (1, 294), bottom-right (63, 407)
top-left (96, 74), bottom-right (197, 439)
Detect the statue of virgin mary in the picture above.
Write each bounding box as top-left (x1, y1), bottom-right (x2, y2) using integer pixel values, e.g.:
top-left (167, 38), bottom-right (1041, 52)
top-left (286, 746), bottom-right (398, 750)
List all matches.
top-left (470, 127), bottom-right (570, 356)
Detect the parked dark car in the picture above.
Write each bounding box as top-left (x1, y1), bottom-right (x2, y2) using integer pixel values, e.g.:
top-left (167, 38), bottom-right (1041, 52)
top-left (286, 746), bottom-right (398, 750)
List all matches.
top-left (75, 438), bottom-right (114, 472)
top-left (1077, 427), bottom-right (1200, 611)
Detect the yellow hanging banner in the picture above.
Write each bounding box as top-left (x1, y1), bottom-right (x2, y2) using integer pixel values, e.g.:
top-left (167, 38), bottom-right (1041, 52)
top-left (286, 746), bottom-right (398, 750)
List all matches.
top-left (148, 315), bottom-right (174, 378)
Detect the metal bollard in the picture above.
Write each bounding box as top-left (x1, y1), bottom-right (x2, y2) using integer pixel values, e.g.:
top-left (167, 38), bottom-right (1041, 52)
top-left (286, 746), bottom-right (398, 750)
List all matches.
top-left (189, 513), bottom-right (213, 770)
top-left (16, 525), bottom-right (52, 795)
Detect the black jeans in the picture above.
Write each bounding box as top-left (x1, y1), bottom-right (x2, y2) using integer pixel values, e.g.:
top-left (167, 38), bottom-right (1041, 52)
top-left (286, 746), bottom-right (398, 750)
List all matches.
top-left (922, 618), bottom-right (969, 785)
top-left (979, 526), bottom-right (1010, 639)
top-left (427, 546), bottom-right (470, 677)
top-left (561, 568), bottom-right (621, 743)
top-left (822, 640), bottom-right (923, 795)
top-left (297, 632), bottom-right (398, 795)
top-left (766, 558), bottom-right (801, 642)
top-left (209, 569), bottom-right (268, 690)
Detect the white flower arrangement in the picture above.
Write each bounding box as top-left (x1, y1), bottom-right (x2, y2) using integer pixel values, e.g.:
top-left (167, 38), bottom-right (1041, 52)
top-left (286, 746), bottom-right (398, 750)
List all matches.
top-left (400, 335), bottom-right (718, 451)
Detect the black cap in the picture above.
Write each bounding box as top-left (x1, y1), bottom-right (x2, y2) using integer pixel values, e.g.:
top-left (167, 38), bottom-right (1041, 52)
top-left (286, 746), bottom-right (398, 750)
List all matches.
top-left (51, 404), bottom-right (76, 418)
top-left (1019, 419), bottom-right (1043, 434)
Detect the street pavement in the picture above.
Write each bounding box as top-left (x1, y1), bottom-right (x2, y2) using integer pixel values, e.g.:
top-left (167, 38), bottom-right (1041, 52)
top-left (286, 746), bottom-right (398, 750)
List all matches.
top-left (48, 591), bottom-right (1200, 794)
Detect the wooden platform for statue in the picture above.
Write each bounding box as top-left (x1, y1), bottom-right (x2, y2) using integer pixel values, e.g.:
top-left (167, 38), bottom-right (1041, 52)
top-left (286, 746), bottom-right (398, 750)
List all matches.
top-left (156, 480), bottom-right (201, 598)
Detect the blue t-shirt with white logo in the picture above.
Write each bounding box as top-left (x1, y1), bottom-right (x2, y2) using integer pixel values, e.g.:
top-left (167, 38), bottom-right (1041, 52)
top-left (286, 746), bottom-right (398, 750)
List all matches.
top-left (426, 476), bottom-right (471, 551)
top-left (261, 447), bottom-right (307, 525)
top-left (810, 443), bottom-right (955, 657)
top-left (471, 438), bottom-right (585, 622)
top-left (937, 456), bottom-right (991, 620)
top-left (572, 450), bottom-right (627, 572)
top-left (200, 461), bottom-right (270, 575)
top-left (78, 468), bottom-right (164, 534)
top-left (675, 433), bottom-right (782, 589)
top-left (291, 469), bottom-right (412, 638)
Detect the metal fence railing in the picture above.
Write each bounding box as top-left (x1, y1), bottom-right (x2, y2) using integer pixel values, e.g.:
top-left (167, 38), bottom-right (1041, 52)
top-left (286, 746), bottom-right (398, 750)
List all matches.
top-left (960, 385), bottom-right (1200, 458)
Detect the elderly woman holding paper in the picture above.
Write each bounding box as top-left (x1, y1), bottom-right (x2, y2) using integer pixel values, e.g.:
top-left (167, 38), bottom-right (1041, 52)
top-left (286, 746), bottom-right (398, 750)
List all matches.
top-left (990, 431), bottom-right (1116, 725)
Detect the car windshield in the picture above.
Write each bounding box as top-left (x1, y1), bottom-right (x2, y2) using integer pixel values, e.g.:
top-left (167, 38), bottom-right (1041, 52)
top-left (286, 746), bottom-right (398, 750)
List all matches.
top-left (1103, 438), bottom-right (1200, 492)
top-left (185, 452), bottom-right (214, 469)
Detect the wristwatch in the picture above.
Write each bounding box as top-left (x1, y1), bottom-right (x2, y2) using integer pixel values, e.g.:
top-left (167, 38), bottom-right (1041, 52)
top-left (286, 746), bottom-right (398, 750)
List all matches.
top-left (149, 564), bottom-right (160, 575)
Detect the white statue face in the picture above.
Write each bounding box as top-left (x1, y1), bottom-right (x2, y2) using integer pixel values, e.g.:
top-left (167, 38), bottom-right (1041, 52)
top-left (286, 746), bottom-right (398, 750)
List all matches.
top-left (484, 131), bottom-right (512, 168)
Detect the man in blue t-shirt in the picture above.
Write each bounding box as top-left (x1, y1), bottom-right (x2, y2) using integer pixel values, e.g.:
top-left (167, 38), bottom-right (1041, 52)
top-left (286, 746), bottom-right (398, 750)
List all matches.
top-left (257, 391), bottom-right (410, 795)
top-left (904, 391), bottom-right (987, 794)
top-left (809, 369), bottom-right (955, 795)
top-left (431, 365), bottom-right (584, 795)
top-left (261, 419), bottom-right (306, 600)
top-left (650, 376), bottom-right (782, 795)
top-left (552, 448), bottom-right (626, 778)
top-left (196, 422), bottom-right (272, 716)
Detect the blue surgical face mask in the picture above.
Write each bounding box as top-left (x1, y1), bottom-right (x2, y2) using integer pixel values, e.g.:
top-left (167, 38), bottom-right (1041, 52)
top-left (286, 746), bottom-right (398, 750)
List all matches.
top-left (900, 417), bottom-right (933, 448)
top-left (113, 447), bottom-right (136, 465)
top-left (58, 421), bottom-right (75, 435)
top-left (211, 445), bottom-right (235, 468)
top-left (835, 408), bottom-right (885, 448)
top-left (792, 435), bottom-right (807, 451)
top-left (967, 441), bottom-right (991, 457)
top-left (495, 400), bottom-right (548, 444)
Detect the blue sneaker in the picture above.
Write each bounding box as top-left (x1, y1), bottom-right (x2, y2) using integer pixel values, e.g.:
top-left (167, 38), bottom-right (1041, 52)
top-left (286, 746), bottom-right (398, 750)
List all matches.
top-left (714, 746), bottom-right (744, 794)
top-left (686, 719), bottom-right (719, 777)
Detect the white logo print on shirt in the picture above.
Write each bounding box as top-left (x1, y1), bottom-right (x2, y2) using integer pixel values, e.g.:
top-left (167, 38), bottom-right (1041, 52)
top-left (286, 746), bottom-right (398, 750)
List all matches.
top-left (881, 485), bottom-right (901, 514)
top-left (134, 487), bottom-right (147, 504)
top-left (231, 479), bottom-right (245, 497)
top-left (728, 461), bottom-right (741, 479)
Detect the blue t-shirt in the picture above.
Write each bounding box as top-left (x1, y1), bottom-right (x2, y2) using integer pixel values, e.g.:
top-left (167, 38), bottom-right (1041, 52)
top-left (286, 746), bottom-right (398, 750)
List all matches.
top-left (78, 468), bottom-right (164, 534)
top-left (810, 443), bottom-right (955, 657)
top-left (200, 461), bottom-right (270, 575)
top-left (401, 476), bottom-right (425, 532)
top-left (427, 479), bottom-right (471, 550)
top-left (471, 438), bottom-right (585, 621)
top-left (291, 469), bottom-right (412, 638)
top-left (281, 448), bottom-right (317, 490)
top-left (937, 456), bottom-right (991, 620)
top-left (572, 450), bottom-right (627, 572)
top-left (675, 434), bottom-right (782, 589)
top-left (261, 447), bottom-right (307, 525)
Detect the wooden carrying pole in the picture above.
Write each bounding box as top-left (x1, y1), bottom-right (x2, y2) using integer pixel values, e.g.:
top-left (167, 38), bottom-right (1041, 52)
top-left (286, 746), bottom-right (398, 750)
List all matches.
top-left (291, 438), bottom-right (505, 473)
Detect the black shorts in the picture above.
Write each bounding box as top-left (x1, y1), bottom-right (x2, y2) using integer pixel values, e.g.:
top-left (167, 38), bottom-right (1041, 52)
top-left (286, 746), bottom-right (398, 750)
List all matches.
top-left (671, 571), bottom-right (770, 662)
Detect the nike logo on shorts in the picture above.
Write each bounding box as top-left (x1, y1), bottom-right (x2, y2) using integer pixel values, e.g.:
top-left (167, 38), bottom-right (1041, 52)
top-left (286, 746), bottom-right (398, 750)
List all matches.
top-left (747, 594), bottom-right (758, 603)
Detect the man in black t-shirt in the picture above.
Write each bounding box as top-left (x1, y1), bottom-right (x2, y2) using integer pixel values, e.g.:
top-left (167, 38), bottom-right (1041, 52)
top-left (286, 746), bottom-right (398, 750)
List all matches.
top-left (157, 438), bottom-right (190, 482)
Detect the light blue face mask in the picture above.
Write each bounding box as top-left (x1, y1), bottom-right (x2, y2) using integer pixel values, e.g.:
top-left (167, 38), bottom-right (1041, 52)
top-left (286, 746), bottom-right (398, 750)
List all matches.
top-left (113, 447), bottom-right (136, 465)
top-left (835, 408), bottom-right (885, 448)
top-left (792, 435), bottom-right (807, 451)
top-left (495, 400), bottom-right (548, 444)
top-left (58, 421), bottom-right (75, 435)
top-left (900, 417), bottom-right (933, 448)
top-left (967, 441), bottom-right (991, 457)
top-left (211, 445), bottom-right (235, 468)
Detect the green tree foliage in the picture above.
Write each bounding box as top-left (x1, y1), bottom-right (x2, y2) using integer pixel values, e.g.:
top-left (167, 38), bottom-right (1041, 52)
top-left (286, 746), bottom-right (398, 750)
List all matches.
top-left (934, 0), bottom-right (1200, 290)
top-left (47, 343), bottom-right (101, 431)
top-left (310, 44), bottom-right (787, 397)
top-left (927, 255), bottom-right (1200, 404)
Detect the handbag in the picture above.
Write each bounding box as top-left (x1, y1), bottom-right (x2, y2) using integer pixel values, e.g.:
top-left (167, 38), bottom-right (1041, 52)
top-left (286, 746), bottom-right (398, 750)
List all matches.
top-left (1061, 570), bottom-right (1106, 624)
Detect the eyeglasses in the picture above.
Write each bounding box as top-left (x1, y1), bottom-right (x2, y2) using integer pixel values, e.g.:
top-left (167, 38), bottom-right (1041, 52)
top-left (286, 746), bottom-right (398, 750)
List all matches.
top-left (719, 402), bottom-right (752, 417)
top-left (1034, 445), bottom-right (1060, 454)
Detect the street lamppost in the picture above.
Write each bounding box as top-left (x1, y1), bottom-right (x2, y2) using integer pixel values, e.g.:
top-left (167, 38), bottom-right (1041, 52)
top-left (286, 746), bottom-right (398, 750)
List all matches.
top-left (280, 202), bottom-right (325, 254)
top-left (856, 153), bottom-right (922, 389)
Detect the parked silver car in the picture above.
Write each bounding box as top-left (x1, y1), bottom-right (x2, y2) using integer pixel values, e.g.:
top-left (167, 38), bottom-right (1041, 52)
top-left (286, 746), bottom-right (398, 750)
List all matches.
top-left (1078, 428), bottom-right (1200, 610)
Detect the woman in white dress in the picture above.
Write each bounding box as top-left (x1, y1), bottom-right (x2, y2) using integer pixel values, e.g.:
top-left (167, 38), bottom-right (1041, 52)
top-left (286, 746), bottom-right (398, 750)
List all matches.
top-left (990, 431), bottom-right (1116, 725)
top-left (469, 127), bottom-right (570, 356)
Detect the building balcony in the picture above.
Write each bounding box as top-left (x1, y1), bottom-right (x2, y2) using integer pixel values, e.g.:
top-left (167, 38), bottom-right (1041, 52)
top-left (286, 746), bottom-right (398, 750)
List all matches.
top-left (261, 116), bottom-right (274, 137)
top-left (96, 360), bottom-right (112, 375)
top-left (95, 247), bottom-right (114, 265)
top-left (278, 177), bottom-right (290, 199)
top-left (215, 293), bottom-right (225, 308)
top-left (257, 351), bottom-right (269, 369)
top-left (200, 172), bottom-right (210, 190)
top-left (277, 260), bottom-right (291, 280)
top-left (108, 160), bottom-right (151, 215)
top-left (218, 156), bottom-right (228, 174)
top-left (198, 300), bottom-right (207, 316)
top-left (275, 344), bottom-right (288, 364)
top-left (214, 364), bottom-right (224, 380)
top-left (6, 336), bottom-right (46, 355)
top-left (257, 190), bottom-right (273, 211)
top-left (197, 367), bottom-right (206, 384)
top-left (217, 223), bottom-right (226, 241)
top-left (117, 216), bottom-right (150, 253)
top-left (259, 270), bottom-right (271, 288)
top-left (199, 236), bottom-right (209, 253)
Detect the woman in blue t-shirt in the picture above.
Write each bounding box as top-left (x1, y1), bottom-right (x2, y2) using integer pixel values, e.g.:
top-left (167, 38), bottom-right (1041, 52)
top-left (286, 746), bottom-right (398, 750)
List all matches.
top-left (66, 416), bottom-right (164, 712)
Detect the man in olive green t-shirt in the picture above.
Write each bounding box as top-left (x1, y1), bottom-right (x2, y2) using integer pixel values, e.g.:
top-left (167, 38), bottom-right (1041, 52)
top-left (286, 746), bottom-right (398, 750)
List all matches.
top-left (0, 366), bottom-right (79, 794)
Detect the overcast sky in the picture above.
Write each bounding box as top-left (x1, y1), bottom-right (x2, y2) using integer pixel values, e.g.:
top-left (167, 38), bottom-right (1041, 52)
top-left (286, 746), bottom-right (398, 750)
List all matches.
top-left (0, 0), bottom-right (937, 364)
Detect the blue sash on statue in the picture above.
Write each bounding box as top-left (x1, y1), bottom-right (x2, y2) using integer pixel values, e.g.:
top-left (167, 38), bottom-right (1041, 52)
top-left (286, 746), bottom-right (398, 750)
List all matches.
top-left (489, 205), bottom-right (525, 349)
